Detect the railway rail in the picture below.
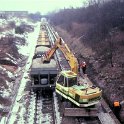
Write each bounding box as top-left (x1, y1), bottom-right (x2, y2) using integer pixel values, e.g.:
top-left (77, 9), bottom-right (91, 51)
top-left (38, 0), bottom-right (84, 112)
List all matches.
top-left (45, 22), bottom-right (121, 124)
top-left (27, 22), bottom-right (61, 124)
top-left (26, 91), bottom-right (61, 124)
top-left (46, 23), bottom-right (70, 71)
top-left (27, 20), bottom-right (120, 124)
top-left (35, 91), bottom-right (56, 124)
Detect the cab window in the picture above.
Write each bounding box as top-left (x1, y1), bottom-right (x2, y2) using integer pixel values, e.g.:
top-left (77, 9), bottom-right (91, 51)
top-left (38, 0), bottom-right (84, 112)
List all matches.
top-left (68, 77), bottom-right (77, 87)
top-left (58, 75), bottom-right (64, 85)
top-left (64, 77), bottom-right (68, 87)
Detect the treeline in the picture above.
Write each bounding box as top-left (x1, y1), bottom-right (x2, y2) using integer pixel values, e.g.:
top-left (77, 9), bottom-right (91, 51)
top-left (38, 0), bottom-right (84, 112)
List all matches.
top-left (28, 12), bottom-right (41, 22)
top-left (48, 0), bottom-right (124, 44)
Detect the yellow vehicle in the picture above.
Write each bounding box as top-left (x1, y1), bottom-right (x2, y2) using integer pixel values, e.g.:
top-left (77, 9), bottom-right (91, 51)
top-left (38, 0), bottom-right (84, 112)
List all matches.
top-left (56, 70), bottom-right (101, 107)
top-left (42, 37), bottom-right (102, 107)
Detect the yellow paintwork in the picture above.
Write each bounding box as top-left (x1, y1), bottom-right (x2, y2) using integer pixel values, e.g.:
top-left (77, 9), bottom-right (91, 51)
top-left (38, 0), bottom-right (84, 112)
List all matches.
top-left (56, 81), bottom-right (102, 107)
top-left (42, 38), bottom-right (79, 74)
top-left (61, 70), bottom-right (77, 78)
top-left (57, 82), bottom-right (101, 99)
top-left (56, 70), bottom-right (102, 107)
top-left (69, 87), bottom-right (102, 99)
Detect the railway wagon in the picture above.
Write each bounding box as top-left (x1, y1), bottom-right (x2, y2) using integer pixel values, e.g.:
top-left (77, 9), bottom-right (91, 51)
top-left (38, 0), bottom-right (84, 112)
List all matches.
top-left (30, 23), bottom-right (58, 94)
top-left (38, 24), bottom-right (50, 45)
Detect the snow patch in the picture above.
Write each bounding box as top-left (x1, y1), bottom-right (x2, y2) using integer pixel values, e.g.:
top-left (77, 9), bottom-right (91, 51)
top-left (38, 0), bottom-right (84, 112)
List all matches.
top-left (6, 53), bottom-right (16, 61)
top-left (3, 57), bottom-right (17, 65)
top-left (6, 22), bottom-right (40, 124)
top-left (17, 44), bottom-right (30, 56)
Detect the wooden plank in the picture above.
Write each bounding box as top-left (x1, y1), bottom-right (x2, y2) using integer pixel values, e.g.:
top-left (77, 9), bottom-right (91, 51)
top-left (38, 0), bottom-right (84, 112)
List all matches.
top-left (64, 108), bottom-right (98, 117)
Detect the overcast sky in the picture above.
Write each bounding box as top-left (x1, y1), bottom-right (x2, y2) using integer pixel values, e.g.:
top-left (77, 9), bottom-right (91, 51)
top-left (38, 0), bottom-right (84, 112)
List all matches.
top-left (0, 0), bottom-right (87, 15)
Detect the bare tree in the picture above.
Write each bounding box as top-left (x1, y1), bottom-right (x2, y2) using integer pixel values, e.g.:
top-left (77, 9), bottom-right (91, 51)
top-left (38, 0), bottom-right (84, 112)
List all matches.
top-left (108, 29), bottom-right (117, 67)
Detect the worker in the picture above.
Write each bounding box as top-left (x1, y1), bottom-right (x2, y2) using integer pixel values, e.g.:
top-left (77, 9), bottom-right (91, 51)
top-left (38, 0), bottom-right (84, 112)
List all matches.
top-left (77, 58), bottom-right (80, 74)
top-left (80, 61), bottom-right (87, 74)
top-left (113, 100), bottom-right (121, 119)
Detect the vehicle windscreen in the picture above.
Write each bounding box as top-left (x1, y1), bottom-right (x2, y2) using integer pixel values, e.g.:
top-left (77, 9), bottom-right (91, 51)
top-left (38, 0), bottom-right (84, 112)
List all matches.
top-left (68, 77), bottom-right (77, 87)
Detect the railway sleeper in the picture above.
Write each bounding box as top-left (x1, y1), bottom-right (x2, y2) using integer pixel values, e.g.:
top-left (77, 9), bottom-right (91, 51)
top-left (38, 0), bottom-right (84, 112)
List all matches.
top-left (64, 107), bottom-right (98, 117)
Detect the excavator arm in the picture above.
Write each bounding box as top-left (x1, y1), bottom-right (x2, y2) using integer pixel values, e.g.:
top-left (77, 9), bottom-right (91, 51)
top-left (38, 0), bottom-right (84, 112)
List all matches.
top-left (42, 38), bottom-right (61, 62)
top-left (42, 37), bottom-right (78, 74)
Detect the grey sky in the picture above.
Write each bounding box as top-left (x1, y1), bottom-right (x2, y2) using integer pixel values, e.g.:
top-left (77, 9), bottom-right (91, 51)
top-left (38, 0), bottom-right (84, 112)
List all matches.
top-left (0, 0), bottom-right (87, 14)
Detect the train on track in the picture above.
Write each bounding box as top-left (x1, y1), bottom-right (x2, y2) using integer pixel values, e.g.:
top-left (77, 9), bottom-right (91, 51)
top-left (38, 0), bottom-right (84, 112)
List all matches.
top-left (30, 20), bottom-right (102, 109)
top-left (30, 22), bottom-right (58, 94)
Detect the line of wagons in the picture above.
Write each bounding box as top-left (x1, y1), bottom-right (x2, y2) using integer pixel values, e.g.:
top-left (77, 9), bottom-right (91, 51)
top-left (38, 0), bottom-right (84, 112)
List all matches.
top-left (30, 23), bottom-right (58, 95)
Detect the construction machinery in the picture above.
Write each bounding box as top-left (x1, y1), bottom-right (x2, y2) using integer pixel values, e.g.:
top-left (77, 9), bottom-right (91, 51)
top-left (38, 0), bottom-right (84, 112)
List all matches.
top-left (42, 37), bottom-right (78, 74)
top-left (42, 37), bottom-right (102, 108)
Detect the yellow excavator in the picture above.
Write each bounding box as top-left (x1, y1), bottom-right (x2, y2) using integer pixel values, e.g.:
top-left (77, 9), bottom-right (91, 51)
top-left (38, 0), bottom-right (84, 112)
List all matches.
top-left (42, 37), bottom-right (78, 74)
top-left (42, 37), bottom-right (102, 108)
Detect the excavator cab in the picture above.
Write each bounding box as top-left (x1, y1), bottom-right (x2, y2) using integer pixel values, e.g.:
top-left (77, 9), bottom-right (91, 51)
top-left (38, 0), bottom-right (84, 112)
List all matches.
top-left (56, 70), bottom-right (77, 87)
top-left (56, 70), bottom-right (102, 107)
top-left (56, 70), bottom-right (79, 100)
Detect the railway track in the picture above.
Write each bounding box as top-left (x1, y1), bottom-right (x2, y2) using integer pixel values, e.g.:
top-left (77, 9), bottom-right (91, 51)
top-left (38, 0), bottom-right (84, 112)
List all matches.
top-left (46, 23), bottom-right (70, 71)
top-left (46, 23), bottom-right (102, 124)
top-left (26, 22), bottom-right (70, 124)
top-left (45, 23), bottom-right (121, 124)
top-left (3, 20), bottom-right (120, 124)
top-left (35, 92), bottom-right (56, 124)
top-left (26, 21), bottom-right (120, 124)
top-left (26, 91), bottom-right (61, 124)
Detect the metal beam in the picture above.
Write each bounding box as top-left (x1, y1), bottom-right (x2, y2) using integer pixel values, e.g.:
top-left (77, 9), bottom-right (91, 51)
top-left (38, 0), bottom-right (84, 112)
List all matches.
top-left (31, 84), bottom-right (55, 88)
